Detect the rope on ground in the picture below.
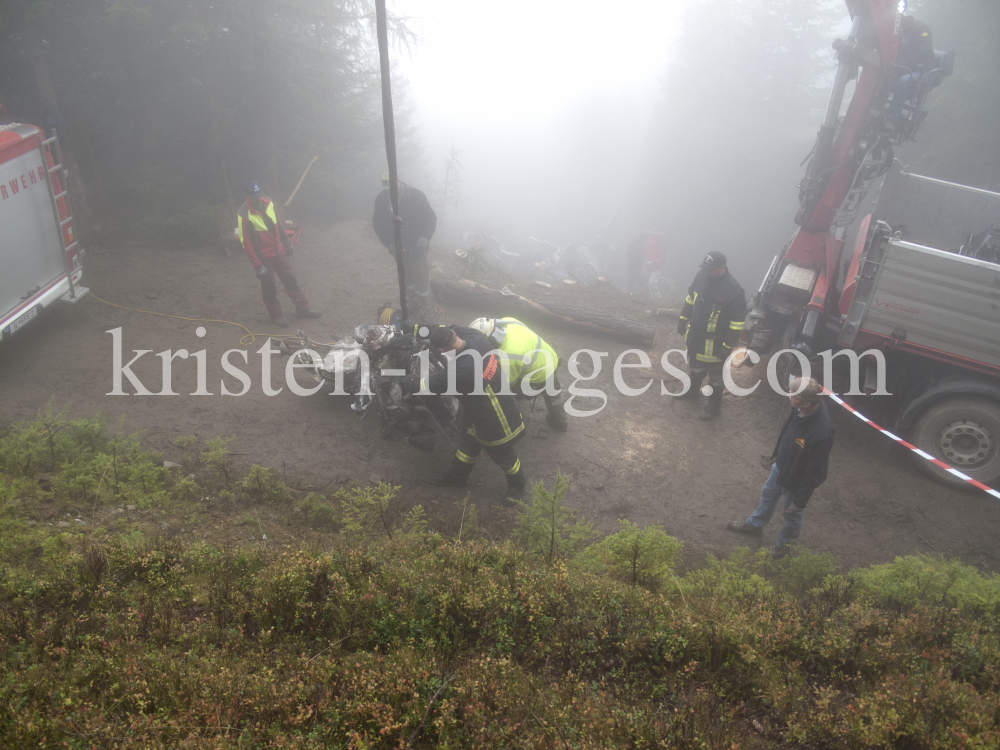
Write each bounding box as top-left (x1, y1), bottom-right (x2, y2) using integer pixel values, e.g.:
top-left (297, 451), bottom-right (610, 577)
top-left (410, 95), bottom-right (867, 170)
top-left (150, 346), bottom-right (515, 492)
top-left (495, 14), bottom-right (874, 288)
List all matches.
top-left (86, 293), bottom-right (338, 347)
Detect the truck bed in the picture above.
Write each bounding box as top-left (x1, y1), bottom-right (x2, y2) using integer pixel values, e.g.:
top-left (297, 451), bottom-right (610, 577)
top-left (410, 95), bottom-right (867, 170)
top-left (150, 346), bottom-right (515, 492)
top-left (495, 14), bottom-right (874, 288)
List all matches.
top-left (846, 238), bottom-right (1000, 368)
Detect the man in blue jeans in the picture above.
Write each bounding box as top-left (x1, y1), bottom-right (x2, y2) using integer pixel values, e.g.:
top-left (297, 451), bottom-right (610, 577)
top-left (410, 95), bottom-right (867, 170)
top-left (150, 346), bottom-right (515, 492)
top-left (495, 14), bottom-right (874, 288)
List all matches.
top-left (726, 377), bottom-right (835, 558)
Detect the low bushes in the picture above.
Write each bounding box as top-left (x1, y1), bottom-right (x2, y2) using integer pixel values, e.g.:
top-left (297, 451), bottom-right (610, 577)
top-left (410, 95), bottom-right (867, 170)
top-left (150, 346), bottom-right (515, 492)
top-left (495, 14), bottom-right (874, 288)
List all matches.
top-left (0, 412), bottom-right (998, 747)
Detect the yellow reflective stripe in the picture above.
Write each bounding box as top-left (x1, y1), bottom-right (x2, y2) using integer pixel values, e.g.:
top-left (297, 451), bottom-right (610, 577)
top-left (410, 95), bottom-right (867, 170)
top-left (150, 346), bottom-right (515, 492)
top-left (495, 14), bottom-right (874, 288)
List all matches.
top-left (686, 292), bottom-right (697, 305)
top-left (486, 385), bottom-right (513, 437)
top-left (476, 422), bottom-right (524, 446)
top-left (707, 308), bottom-right (720, 334)
top-left (695, 353), bottom-right (722, 362)
top-left (705, 339), bottom-right (714, 359)
top-left (729, 320), bottom-right (744, 330)
top-left (505, 458), bottom-right (521, 475)
top-left (456, 450), bottom-right (477, 464)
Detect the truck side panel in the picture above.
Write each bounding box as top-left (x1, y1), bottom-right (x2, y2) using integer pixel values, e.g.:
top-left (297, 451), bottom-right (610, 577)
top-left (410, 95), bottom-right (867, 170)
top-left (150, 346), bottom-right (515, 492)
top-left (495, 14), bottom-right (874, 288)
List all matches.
top-left (859, 240), bottom-right (1000, 368)
top-left (873, 163), bottom-right (1000, 251)
top-left (0, 141), bottom-right (66, 322)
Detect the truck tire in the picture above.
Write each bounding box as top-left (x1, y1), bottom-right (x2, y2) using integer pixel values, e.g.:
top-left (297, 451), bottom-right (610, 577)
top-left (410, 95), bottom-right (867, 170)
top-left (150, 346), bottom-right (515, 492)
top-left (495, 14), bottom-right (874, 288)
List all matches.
top-left (909, 397), bottom-right (1000, 490)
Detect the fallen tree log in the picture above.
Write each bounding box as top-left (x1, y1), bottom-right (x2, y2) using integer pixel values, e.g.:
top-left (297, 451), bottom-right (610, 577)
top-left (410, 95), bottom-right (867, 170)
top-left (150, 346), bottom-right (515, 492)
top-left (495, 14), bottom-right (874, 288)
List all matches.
top-left (430, 269), bottom-right (658, 347)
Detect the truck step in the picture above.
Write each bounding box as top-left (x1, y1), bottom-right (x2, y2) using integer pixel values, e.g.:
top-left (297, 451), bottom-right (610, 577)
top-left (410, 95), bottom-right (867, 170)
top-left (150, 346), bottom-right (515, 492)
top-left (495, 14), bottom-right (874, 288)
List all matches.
top-left (60, 286), bottom-right (89, 304)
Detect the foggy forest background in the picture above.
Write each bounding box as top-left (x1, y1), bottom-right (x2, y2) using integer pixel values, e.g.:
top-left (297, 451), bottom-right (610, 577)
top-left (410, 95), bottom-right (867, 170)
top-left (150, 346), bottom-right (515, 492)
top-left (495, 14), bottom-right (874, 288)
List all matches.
top-left (1, 0), bottom-right (997, 287)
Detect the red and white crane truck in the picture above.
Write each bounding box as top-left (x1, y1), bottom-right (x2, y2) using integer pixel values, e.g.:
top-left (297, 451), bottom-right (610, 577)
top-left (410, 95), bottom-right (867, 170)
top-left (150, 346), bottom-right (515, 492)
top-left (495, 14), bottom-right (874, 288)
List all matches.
top-left (0, 122), bottom-right (87, 341)
top-left (745, 0), bottom-right (1000, 490)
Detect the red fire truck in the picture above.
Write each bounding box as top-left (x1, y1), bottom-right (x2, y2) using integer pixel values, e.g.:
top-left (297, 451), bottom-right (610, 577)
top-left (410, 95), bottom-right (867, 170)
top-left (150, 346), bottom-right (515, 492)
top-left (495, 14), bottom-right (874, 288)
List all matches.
top-left (0, 122), bottom-right (87, 340)
top-left (745, 0), bottom-right (1000, 490)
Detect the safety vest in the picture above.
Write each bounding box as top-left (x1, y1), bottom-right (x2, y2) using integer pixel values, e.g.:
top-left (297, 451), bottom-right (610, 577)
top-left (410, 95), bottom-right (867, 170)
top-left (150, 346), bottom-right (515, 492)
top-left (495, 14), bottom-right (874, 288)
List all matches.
top-left (493, 318), bottom-right (559, 385)
top-left (237, 198), bottom-right (282, 261)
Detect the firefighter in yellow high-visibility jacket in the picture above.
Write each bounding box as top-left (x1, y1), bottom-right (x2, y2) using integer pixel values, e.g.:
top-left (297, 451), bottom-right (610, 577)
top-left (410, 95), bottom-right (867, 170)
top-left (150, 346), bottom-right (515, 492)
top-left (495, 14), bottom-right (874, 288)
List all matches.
top-left (469, 317), bottom-right (568, 431)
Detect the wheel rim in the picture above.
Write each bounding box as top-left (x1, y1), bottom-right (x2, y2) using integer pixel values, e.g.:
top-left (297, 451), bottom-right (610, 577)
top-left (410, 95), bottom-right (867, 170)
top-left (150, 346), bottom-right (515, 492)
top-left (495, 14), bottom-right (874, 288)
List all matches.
top-left (937, 419), bottom-right (997, 469)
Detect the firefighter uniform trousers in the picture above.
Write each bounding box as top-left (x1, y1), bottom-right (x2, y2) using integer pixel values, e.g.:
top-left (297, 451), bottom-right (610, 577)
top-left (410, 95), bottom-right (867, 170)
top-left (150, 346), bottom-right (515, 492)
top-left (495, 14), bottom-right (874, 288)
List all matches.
top-left (450, 418), bottom-right (526, 494)
top-left (259, 255), bottom-right (308, 320)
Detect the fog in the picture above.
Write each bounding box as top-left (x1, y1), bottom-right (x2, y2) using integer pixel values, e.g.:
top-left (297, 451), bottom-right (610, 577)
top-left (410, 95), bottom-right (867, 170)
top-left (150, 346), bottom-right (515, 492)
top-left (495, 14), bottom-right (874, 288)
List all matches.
top-left (2, 0), bottom-right (992, 288)
top-left (391, 0), bottom-right (850, 293)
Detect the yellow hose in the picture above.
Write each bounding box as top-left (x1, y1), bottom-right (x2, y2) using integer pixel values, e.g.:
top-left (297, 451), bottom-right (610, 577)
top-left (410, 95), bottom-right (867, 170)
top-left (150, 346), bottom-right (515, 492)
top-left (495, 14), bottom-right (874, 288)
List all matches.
top-left (86, 293), bottom-right (338, 346)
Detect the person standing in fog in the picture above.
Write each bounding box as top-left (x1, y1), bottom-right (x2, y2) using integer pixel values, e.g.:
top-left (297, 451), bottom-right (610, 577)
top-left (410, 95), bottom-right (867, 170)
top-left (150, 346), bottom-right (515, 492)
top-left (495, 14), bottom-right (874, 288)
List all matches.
top-left (237, 180), bottom-right (320, 327)
top-left (372, 173), bottom-right (437, 307)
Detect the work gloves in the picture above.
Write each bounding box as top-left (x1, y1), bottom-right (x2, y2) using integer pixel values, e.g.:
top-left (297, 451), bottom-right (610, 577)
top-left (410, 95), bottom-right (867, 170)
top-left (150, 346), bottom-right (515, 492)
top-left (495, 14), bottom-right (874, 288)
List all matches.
top-left (676, 319), bottom-right (688, 336)
top-left (256, 266), bottom-right (269, 278)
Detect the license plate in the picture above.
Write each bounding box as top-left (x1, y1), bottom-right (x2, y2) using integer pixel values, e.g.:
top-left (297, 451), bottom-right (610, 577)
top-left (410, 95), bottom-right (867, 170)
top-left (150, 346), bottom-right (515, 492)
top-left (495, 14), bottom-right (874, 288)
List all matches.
top-left (6, 305), bottom-right (38, 334)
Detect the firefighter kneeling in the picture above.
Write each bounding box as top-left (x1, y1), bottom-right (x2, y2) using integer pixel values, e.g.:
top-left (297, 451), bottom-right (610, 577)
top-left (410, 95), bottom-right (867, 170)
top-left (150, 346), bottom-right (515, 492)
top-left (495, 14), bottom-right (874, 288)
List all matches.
top-left (469, 317), bottom-right (568, 432)
top-left (406, 325), bottom-right (528, 505)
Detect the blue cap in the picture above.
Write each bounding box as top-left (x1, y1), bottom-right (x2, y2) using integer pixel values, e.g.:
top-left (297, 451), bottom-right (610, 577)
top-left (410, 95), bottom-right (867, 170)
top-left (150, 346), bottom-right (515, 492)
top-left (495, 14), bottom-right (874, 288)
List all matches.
top-left (245, 180), bottom-right (262, 196)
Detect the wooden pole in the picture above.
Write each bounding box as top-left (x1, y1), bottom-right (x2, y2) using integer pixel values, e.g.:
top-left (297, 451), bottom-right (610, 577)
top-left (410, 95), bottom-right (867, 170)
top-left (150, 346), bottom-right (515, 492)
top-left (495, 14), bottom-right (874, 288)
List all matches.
top-left (284, 155), bottom-right (319, 208)
top-left (375, 0), bottom-right (408, 321)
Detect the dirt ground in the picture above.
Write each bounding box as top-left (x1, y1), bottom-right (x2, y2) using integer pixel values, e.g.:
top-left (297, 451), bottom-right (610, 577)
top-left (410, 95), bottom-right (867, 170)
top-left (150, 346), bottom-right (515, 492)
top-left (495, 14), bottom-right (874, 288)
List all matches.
top-left (2, 220), bottom-right (999, 572)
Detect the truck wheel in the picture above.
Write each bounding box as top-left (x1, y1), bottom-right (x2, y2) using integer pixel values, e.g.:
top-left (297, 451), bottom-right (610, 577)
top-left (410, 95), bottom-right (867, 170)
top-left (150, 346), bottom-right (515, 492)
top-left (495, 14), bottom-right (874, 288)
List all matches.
top-left (909, 397), bottom-right (1000, 489)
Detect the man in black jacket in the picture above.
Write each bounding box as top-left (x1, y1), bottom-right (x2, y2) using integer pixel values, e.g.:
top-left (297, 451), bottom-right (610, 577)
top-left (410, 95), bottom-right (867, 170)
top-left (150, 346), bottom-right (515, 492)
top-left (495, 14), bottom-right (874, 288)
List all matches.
top-left (415, 325), bottom-right (527, 504)
top-left (675, 251), bottom-right (746, 420)
top-left (726, 377), bottom-right (835, 558)
top-left (372, 174), bottom-right (437, 306)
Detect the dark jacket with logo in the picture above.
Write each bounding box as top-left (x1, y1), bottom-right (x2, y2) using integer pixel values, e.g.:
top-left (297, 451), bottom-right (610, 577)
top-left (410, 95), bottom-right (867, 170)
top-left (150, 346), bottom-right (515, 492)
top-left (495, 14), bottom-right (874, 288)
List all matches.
top-left (680, 270), bottom-right (746, 364)
top-left (427, 326), bottom-right (524, 446)
top-left (898, 16), bottom-right (935, 72)
top-left (770, 399), bottom-right (835, 508)
top-left (372, 183), bottom-right (437, 255)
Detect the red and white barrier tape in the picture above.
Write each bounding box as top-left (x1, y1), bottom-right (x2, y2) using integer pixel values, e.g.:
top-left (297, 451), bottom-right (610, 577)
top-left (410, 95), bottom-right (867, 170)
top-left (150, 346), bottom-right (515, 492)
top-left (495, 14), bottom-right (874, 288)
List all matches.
top-left (820, 389), bottom-right (1000, 501)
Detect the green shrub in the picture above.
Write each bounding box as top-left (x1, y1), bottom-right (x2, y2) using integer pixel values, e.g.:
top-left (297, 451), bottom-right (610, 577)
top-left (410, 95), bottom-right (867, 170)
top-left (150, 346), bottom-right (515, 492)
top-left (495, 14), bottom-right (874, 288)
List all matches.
top-left (590, 519), bottom-right (683, 590)
top-left (779, 547), bottom-right (839, 596)
top-left (513, 472), bottom-right (595, 565)
top-left (851, 554), bottom-right (1000, 615)
top-left (299, 493), bottom-right (340, 530)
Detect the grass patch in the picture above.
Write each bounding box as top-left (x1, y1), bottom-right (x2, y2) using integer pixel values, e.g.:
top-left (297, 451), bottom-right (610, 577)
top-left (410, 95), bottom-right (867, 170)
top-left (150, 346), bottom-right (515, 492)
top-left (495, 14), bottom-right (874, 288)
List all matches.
top-left (0, 412), bottom-right (998, 747)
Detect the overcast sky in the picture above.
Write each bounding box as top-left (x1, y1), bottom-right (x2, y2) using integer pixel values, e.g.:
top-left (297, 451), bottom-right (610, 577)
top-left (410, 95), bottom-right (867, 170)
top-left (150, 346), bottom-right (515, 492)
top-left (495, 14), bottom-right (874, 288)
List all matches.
top-left (392, 0), bottom-right (691, 126)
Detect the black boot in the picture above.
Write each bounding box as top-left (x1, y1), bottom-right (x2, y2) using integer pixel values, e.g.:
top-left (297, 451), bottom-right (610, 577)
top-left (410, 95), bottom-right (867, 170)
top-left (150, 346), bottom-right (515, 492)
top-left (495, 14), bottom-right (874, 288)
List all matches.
top-left (429, 456), bottom-right (475, 487)
top-left (700, 386), bottom-right (723, 420)
top-left (543, 391), bottom-right (568, 431)
top-left (674, 371), bottom-right (704, 400)
top-left (501, 467), bottom-right (527, 507)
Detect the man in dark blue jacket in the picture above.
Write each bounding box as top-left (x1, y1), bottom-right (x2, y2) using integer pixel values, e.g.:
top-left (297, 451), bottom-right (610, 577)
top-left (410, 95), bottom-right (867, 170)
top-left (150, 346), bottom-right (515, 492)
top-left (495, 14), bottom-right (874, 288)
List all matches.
top-left (726, 377), bottom-right (835, 557)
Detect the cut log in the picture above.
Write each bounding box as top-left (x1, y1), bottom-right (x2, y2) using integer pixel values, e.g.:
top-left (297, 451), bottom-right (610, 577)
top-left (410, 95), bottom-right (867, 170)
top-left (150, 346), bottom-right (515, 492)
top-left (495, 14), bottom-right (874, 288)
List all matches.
top-left (430, 268), bottom-right (658, 347)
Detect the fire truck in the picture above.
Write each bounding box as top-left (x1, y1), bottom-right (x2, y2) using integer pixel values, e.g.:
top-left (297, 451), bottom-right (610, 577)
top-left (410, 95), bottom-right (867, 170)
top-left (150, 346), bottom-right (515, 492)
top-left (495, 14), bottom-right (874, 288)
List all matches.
top-left (0, 122), bottom-right (87, 341)
top-left (745, 0), bottom-right (1000, 489)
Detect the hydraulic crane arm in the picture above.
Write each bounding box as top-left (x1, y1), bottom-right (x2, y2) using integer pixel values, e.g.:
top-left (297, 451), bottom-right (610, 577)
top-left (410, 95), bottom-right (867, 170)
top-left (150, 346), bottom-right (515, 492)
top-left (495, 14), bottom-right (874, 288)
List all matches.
top-left (746, 0), bottom-right (952, 361)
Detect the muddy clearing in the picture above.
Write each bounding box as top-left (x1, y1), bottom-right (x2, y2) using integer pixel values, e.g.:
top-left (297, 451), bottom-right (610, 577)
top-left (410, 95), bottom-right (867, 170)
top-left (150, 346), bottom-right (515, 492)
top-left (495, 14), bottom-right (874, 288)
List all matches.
top-left (2, 220), bottom-right (998, 571)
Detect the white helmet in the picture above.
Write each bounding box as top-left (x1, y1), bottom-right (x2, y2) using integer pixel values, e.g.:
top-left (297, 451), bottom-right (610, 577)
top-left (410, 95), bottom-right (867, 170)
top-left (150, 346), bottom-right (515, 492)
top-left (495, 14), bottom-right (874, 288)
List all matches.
top-left (469, 318), bottom-right (495, 337)
top-left (470, 317), bottom-right (507, 346)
